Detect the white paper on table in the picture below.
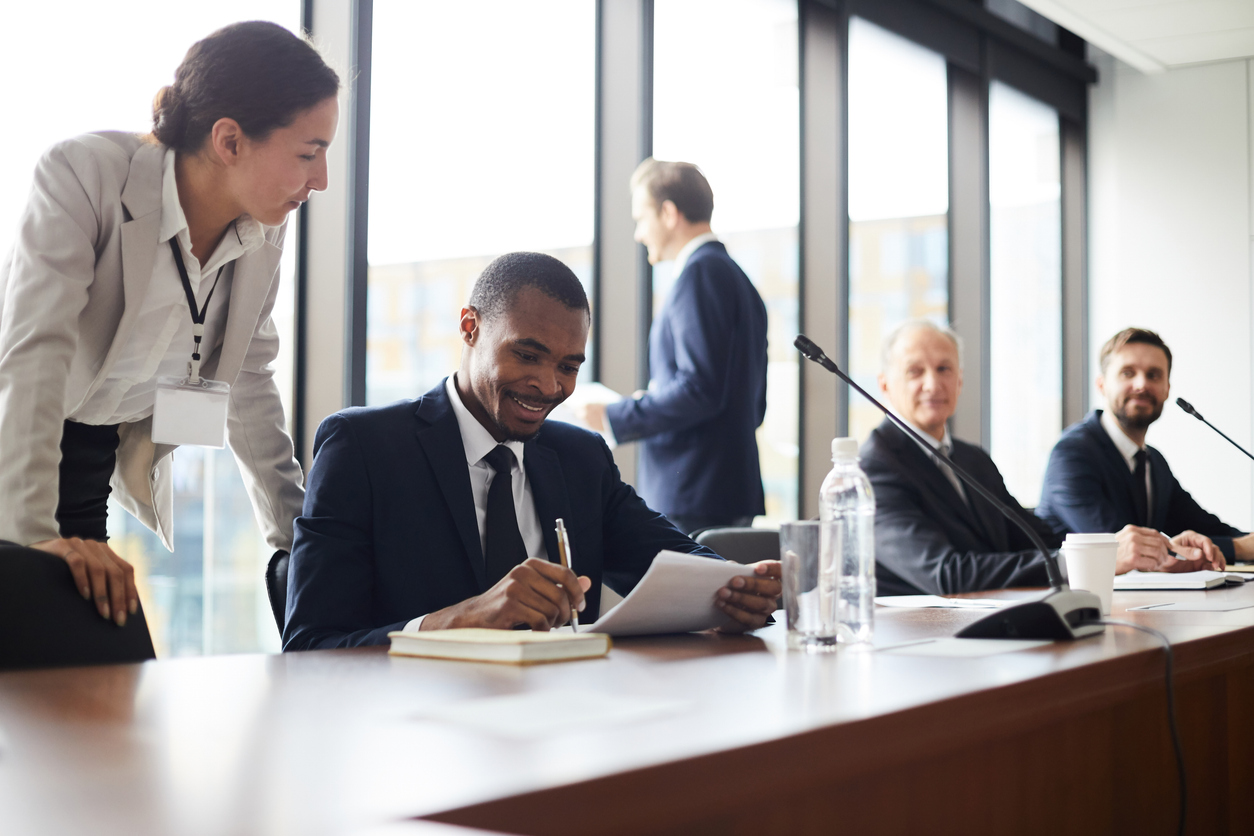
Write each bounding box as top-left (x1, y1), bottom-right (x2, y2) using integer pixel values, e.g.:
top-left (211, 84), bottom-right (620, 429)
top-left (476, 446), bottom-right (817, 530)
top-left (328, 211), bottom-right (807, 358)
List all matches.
top-left (1114, 570), bottom-right (1248, 590)
top-left (580, 551), bottom-right (755, 636)
top-left (874, 595), bottom-right (1019, 610)
top-left (547, 382), bottom-right (624, 433)
top-left (413, 689), bottom-right (690, 740)
top-left (1127, 601), bottom-right (1254, 612)
top-left (878, 638), bottom-right (1053, 657)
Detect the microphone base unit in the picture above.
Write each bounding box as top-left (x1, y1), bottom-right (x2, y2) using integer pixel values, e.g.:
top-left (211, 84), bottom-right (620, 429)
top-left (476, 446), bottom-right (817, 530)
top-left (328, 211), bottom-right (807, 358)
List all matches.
top-left (954, 588), bottom-right (1105, 641)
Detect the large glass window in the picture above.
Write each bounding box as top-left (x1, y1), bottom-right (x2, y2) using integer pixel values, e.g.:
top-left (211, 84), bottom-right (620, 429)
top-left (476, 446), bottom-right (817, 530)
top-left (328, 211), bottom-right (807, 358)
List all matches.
top-left (652, 0), bottom-right (800, 523)
top-left (988, 81), bottom-right (1061, 507)
top-left (846, 17), bottom-right (950, 442)
top-left (366, 1), bottom-right (595, 406)
top-left (0, 1), bottom-right (301, 656)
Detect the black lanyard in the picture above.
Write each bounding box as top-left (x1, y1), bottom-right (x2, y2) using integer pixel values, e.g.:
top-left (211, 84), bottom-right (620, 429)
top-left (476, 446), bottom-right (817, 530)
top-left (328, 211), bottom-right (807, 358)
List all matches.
top-left (168, 238), bottom-right (225, 383)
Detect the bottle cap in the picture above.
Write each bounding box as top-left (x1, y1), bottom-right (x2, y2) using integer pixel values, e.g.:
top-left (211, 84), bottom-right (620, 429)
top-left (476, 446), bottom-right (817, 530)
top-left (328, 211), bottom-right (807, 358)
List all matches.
top-left (831, 437), bottom-right (859, 461)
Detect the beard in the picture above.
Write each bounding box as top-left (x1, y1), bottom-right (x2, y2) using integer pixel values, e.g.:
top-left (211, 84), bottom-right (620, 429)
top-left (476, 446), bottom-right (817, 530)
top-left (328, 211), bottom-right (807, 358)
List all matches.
top-left (1114, 394), bottom-right (1162, 431)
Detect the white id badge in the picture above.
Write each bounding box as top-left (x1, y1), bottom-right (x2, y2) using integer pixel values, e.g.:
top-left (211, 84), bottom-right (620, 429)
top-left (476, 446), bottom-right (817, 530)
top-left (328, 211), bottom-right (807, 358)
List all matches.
top-left (151, 375), bottom-right (230, 448)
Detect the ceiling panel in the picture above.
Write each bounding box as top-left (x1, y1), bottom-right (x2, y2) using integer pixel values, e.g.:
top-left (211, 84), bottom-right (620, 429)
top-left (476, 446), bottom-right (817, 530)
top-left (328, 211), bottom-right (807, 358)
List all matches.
top-left (1017, 0), bottom-right (1254, 72)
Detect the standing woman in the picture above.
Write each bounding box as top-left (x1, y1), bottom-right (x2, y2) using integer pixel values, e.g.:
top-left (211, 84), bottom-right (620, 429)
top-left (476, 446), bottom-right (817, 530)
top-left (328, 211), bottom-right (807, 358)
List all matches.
top-left (0, 22), bottom-right (339, 628)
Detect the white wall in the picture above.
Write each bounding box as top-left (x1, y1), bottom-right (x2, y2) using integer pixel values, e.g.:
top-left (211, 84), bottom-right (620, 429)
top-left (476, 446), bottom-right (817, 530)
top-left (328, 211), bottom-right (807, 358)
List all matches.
top-left (1088, 49), bottom-right (1253, 530)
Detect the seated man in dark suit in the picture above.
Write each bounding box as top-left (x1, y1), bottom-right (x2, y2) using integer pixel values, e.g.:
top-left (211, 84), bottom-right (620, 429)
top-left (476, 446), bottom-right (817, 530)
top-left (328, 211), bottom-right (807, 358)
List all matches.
top-left (860, 321), bottom-right (1062, 596)
top-left (860, 321), bottom-right (1179, 597)
top-left (1038, 327), bottom-right (1242, 568)
top-left (283, 252), bottom-right (781, 650)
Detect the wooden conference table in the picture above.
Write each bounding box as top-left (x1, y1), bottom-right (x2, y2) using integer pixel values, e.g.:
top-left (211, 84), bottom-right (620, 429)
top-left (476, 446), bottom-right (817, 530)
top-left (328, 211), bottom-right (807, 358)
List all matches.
top-left (1, 584), bottom-right (1252, 836)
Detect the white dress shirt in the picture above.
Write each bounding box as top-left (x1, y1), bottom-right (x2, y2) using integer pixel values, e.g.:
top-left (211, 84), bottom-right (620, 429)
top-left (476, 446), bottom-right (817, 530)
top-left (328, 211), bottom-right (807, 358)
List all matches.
top-left (70, 148), bottom-right (263, 425)
top-left (1101, 408), bottom-right (1153, 512)
top-left (405, 375), bottom-right (547, 631)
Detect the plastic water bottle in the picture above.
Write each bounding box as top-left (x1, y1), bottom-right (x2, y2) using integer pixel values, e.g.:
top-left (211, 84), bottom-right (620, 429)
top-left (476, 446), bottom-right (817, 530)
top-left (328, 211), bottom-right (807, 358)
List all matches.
top-left (819, 438), bottom-right (875, 644)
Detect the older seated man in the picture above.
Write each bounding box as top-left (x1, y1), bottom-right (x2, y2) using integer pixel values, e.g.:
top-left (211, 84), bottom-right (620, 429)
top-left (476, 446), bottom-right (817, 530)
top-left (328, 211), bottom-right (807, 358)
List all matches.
top-left (282, 252), bottom-right (780, 650)
top-left (860, 320), bottom-right (1215, 598)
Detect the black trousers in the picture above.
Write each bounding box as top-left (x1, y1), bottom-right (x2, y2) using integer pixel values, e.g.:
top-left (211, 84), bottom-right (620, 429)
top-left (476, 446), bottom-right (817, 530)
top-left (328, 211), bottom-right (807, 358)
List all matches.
top-left (55, 420), bottom-right (121, 542)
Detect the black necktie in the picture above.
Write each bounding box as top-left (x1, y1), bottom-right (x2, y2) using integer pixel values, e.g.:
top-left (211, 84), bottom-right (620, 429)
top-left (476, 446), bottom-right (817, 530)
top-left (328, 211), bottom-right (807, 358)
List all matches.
top-left (1132, 449), bottom-right (1150, 527)
top-left (483, 445), bottom-right (528, 587)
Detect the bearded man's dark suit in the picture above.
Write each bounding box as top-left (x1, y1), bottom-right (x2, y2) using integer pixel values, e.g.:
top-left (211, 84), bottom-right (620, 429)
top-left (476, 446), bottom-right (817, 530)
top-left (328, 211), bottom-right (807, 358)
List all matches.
top-left (1037, 410), bottom-right (1246, 560)
top-left (860, 418), bottom-right (1060, 596)
top-left (283, 379), bottom-right (715, 650)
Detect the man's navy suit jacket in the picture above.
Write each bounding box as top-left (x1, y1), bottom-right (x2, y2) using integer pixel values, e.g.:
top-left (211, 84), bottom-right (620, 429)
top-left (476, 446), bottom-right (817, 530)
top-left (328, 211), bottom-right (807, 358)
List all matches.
top-left (1037, 410), bottom-right (1246, 560)
top-left (282, 379), bottom-right (715, 650)
top-left (860, 419), bottom-right (1059, 596)
top-left (605, 241), bottom-right (767, 519)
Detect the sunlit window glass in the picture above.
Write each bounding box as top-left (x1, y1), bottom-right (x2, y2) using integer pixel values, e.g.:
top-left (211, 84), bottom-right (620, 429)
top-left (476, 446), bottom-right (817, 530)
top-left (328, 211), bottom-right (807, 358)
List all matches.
top-left (652, 0), bottom-right (800, 522)
top-left (846, 17), bottom-right (949, 442)
top-left (988, 81), bottom-right (1061, 506)
top-left (366, 1), bottom-right (595, 406)
top-left (0, 1), bottom-right (301, 657)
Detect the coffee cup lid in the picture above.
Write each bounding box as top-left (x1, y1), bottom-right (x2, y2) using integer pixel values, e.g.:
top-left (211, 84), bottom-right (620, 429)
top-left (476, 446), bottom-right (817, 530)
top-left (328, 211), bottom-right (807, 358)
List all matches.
top-left (1063, 532), bottom-right (1118, 545)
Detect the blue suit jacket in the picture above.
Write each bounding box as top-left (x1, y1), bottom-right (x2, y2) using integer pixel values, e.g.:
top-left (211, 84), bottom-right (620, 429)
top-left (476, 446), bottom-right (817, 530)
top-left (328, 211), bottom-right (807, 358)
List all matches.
top-left (860, 419), bottom-right (1058, 596)
top-left (283, 379), bottom-right (716, 650)
top-left (1037, 410), bottom-right (1246, 559)
top-left (605, 241), bottom-right (768, 518)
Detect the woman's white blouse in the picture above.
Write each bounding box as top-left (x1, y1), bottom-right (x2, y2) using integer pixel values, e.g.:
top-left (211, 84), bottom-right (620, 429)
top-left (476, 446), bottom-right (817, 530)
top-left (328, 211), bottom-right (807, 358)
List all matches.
top-left (71, 148), bottom-right (263, 426)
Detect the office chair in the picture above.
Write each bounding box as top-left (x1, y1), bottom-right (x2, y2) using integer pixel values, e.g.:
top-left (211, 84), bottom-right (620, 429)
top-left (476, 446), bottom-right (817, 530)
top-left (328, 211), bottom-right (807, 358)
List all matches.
top-left (265, 550), bottom-right (289, 635)
top-left (0, 543), bottom-right (156, 670)
top-left (694, 527), bottom-right (780, 565)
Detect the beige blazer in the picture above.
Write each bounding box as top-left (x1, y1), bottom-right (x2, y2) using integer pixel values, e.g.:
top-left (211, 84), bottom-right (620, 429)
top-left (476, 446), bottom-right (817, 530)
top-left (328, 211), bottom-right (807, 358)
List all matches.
top-left (0, 132), bottom-right (304, 552)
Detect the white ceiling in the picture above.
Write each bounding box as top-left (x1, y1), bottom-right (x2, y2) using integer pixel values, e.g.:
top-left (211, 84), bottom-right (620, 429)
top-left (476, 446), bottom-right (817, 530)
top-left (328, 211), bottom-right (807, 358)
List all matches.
top-left (1016, 0), bottom-right (1254, 73)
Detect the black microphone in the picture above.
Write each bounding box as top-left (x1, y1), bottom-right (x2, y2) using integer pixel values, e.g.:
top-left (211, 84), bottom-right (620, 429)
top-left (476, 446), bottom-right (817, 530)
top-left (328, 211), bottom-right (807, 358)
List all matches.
top-left (1177, 398), bottom-right (1254, 462)
top-left (794, 334), bottom-right (1103, 640)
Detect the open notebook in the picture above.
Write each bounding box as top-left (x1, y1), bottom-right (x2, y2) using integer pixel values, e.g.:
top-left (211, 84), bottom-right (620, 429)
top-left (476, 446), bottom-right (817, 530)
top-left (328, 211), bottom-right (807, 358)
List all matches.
top-left (1114, 570), bottom-right (1252, 590)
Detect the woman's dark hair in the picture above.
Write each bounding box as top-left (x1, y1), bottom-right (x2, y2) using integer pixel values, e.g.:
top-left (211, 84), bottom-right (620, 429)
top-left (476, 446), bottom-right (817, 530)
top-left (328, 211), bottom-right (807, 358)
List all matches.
top-left (152, 21), bottom-right (340, 152)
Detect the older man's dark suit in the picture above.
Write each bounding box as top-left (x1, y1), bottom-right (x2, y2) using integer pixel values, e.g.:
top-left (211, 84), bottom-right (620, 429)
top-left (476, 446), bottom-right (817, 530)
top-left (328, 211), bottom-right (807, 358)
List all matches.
top-left (1037, 410), bottom-right (1246, 560)
top-left (283, 379), bottom-right (714, 650)
top-left (861, 419), bottom-right (1059, 596)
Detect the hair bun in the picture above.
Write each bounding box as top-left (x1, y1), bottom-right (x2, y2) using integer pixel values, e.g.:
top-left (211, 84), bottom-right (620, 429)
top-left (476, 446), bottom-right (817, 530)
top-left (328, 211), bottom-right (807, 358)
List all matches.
top-left (151, 85), bottom-right (185, 146)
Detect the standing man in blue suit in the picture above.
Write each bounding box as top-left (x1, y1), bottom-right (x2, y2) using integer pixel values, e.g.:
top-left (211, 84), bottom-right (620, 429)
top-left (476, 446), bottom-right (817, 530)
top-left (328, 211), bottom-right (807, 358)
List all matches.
top-left (579, 159), bottom-right (768, 534)
top-left (1038, 327), bottom-right (1241, 568)
top-left (283, 252), bottom-right (781, 650)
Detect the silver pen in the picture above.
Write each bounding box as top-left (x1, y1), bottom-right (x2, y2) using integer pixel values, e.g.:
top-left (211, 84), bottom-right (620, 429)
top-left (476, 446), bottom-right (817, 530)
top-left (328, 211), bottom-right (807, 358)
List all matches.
top-left (555, 517), bottom-right (580, 630)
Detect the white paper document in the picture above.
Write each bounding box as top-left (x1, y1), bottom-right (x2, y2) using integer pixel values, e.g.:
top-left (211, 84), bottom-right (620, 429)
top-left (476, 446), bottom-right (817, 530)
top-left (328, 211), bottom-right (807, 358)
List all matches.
top-left (547, 382), bottom-right (624, 433)
top-left (874, 595), bottom-right (1019, 610)
top-left (581, 551), bottom-right (756, 636)
top-left (1114, 570), bottom-right (1249, 590)
top-left (1127, 601), bottom-right (1254, 613)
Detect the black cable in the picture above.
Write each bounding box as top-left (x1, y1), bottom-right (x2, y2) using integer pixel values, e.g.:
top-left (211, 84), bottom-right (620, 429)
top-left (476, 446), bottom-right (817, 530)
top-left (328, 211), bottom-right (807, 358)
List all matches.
top-left (1100, 619), bottom-right (1186, 836)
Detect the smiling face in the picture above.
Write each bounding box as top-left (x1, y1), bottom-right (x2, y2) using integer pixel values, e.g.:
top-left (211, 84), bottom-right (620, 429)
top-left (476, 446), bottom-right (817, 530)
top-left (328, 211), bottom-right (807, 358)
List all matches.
top-left (1098, 342), bottom-right (1170, 434)
top-left (457, 286), bottom-right (589, 442)
top-left (221, 95), bottom-right (339, 225)
top-left (878, 326), bottom-right (963, 441)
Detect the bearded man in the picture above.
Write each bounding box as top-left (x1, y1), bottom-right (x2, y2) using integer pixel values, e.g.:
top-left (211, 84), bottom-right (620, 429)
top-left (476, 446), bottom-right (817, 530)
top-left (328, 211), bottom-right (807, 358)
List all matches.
top-left (1038, 327), bottom-right (1250, 566)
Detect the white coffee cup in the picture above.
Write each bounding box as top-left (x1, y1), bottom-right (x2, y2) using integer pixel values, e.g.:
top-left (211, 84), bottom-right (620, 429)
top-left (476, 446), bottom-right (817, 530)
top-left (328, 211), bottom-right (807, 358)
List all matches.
top-left (1062, 533), bottom-right (1119, 615)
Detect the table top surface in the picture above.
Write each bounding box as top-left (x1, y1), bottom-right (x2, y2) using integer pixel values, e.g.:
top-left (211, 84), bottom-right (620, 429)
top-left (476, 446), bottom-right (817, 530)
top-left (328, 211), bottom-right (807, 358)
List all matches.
top-left (3, 583), bottom-right (1253, 836)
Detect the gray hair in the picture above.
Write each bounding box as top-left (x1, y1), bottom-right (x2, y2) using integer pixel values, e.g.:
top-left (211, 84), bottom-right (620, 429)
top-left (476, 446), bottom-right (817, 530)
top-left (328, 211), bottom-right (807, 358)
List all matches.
top-left (881, 319), bottom-right (964, 372)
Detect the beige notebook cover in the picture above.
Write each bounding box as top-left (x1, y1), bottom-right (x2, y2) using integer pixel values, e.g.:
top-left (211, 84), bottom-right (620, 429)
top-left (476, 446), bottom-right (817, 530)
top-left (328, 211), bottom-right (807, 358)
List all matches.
top-left (388, 627), bottom-right (610, 665)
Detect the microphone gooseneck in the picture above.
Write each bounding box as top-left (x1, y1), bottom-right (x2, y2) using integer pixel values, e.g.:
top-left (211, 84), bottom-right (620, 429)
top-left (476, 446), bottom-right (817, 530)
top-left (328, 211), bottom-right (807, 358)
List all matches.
top-left (1176, 397), bottom-right (1254, 463)
top-left (794, 334), bottom-right (1066, 591)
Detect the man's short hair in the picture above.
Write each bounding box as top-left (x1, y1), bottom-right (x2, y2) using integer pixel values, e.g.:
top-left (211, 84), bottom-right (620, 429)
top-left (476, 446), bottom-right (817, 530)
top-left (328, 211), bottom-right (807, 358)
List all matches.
top-left (630, 157), bottom-right (714, 224)
top-left (881, 319), bottom-right (964, 372)
top-left (468, 252), bottom-right (590, 322)
top-left (1099, 327), bottom-right (1172, 374)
